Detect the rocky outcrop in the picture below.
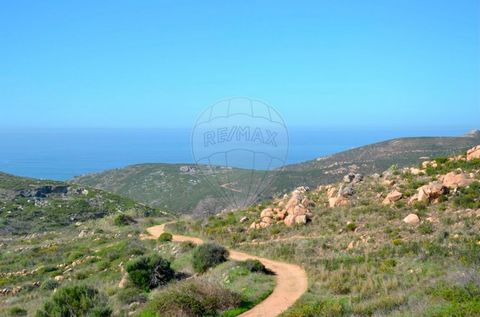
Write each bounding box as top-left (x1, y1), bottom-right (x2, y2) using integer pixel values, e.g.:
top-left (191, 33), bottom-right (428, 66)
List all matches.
top-left (249, 187), bottom-right (313, 229)
top-left (409, 182), bottom-right (448, 204)
top-left (467, 145), bottom-right (480, 161)
top-left (440, 172), bottom-right (473, 188)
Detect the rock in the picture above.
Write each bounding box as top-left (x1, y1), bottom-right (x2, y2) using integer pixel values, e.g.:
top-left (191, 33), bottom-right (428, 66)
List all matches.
top-left (467, 145), bottom-right (480, 161)
top-left (54, 275), bottom-right (64, 282)
top-left (261, 217), bottom-right (274, 224)
top-left (78, 230), bottom-right (88, 238)
top-left (343, 173), bottom-right (356, 183)
top-left (440, 172), bottom-right (473, 188)
top-left (416, 182), bottom-right (448, 203)
top-left (239, 216), bottom-right (248, 223)
top-left (403, 213), bottom-right (420, 225)
top-left (275, 210), bottom-right (287, 220)
top-left (301, 198), bottom-right (314, 207)
top-left (260, 208), bottom-right (274, 218)
top-left (259, 221), bottom-right (270, 228)
top-left (118, 275), bottom-right (128, 288)
top-left (343, 173), bottom-right (363, 184)
top-left (383, 190), bottom-right (403, 204)
top-left (295, 215), bottom-right (308, 224)
top-left (409, 168), bottom-right (422, 175)
top-left (329, 196), bottom-right (348, 208)
top-left (249, 222), bottom-right (259, 230)
top-left (293, 205), bottom-right (307, 216)
top-left (284, 215), bottom-right (295, 226)
top-left (327, 187), bottom-right (338, 198)
top-left (339, 184), bottom-right (355, 197)
top-left (383, 179), bottom-right (396, 187)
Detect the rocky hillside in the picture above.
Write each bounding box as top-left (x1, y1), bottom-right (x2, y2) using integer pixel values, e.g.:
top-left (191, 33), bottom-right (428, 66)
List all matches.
top-left (72, 130), bottom-right (480, 215)
top-left (175, 144), bottom-right (480, 317)
top-left (0, 172), bottom-right (166, 234)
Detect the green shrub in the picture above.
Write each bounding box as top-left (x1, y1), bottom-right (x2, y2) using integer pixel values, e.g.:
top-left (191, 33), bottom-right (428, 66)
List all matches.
top-left (158, 232), bottom-right (172, 242)
top-left (36, 284), bottom-right (112, 317)
top-left (40, 279), bottom-right (60, 290)
top-left (346, 223), bottom-right (357, 232)
top-left (139, 279), bottom-right (240, 317)
top-left (113, 214), bottom-right (136, 226)
top-left (8, 307), bottom-right (27, 316)
top-left (240, 259), bottom-right (267, 273)
top-left (192, 243), bottom-right (229, 273)
top-left (419, 222), bottom-right (434, 234)
top-left (116, 287), bottom-right (148, 305)
top-left (179, 241), bottom-right (196, 252)
top-left (125, 254), bottom-right (174, 291)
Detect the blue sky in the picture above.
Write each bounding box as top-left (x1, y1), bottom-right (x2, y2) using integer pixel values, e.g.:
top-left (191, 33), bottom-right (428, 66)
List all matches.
top-left (1, 0), bottom-right (479, 130)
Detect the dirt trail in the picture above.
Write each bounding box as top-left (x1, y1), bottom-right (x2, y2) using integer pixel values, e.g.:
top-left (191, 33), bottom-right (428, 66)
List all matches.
top-left (144, 223), bottom-right (308, 317)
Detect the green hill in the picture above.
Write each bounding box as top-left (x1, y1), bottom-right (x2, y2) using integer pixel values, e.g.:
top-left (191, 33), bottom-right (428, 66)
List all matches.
top-left (0, 172), bottom-right (166, 234)
top-left (72, 130), bottom-right (480, 214)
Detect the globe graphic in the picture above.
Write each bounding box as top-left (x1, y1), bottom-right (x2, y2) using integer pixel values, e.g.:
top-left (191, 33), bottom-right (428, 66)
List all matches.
top-left (192, 98), bottom-right (288, 209)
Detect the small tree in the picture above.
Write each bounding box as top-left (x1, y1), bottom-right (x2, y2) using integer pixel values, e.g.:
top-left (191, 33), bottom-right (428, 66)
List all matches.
top-left (192, 243), bottom-right (229, 273)
top-left (125, 254), bottom-right (174, 290)
top-left (36, 284), bottom-right (112, 317)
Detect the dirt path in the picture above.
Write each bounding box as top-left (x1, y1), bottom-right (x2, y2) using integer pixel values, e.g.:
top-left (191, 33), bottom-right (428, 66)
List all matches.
top-left (144, 223), bottom-right (308, 317)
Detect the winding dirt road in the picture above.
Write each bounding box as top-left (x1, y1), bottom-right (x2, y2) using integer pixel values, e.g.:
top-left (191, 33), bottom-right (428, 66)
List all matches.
top-left (144, 223), bottom-right (308, 317)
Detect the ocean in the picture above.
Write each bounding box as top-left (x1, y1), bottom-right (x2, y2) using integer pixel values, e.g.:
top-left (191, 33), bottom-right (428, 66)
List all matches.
top-left (0, 127), bottom-right (470, 180)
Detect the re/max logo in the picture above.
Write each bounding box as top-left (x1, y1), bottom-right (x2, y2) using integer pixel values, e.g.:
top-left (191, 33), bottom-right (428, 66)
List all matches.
top-left (203, 126), bottom-right (278, 147)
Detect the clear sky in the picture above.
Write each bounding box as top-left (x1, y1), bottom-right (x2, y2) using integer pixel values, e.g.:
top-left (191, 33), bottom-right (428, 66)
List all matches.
top-left (1, 0), bottom-right (479, 130)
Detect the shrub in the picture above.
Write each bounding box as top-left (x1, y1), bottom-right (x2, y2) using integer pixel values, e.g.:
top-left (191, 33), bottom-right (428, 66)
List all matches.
top-left (286, 299), bottom-right (347, 317)
top-left (139, 279), bottom-right (240, 317)
top-left (158, 232), bottom-right (172, 242)
top-left (192, 243), bottom-right (229, 273)
top-left (116, 287), bottom-right (148, 305)
top-left (36, 284), bottom-right (112, 317)
top-left (240, 259), bottom-right (267, 273)
top-left (179, 241), bottom-right (196, 252)
top-left (125, 254), bottom-right (174, 291)
top-left (113, 214), bottom-right (136, 226)
top-left (346, 223), bottom-right (357, 232)
top-left (40, 279), bottom-right (60, 290)
top-left (8, 307), bottom-right (27, 316)
top-left (419, 222), bottom-right (434, 234)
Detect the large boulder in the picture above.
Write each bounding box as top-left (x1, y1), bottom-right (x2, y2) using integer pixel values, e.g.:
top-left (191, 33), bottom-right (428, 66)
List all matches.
top-left (415, 182), bottom-right (448, 203)
top-left (440, 172), bottom-right (473, 188)
top-left (467, 145), bottom-right (480, 161)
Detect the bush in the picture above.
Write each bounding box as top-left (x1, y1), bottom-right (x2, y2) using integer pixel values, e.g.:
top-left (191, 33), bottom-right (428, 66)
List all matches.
top-left (346, 223), bottom-right (357, 232)
top-left (240, 259), bottom-right (267, 273)
top-left (113, 214), bottom-right (136, 226)
top-left (158, 232), bottom-right (172, 242)
top-left (139, 279), bottom-right (240, 317)
top-left (286, 299), bottom-right (347, 317)
top-left (179, 241), bottom-right (196, 252)
top-left (36, 284), bottom-right (112, 317)
top-left (125, 254), bottom-right (174, 291)
top-left (40, 279), bottom-right (60, 290)
top-left (192, 243), bottom-right (229, 273)
top-left (8, 307), bottom-right (27, 316)
top-left (419, 222), bottom-right (434, 234)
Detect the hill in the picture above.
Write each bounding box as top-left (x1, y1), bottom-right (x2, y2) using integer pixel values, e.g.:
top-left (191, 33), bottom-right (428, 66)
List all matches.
top-left (0, 172), bottom-right (166, 234)
top-left (72, 131), bottom-right (480, 214)
top-left (173, 145), bottom-right (480, 316)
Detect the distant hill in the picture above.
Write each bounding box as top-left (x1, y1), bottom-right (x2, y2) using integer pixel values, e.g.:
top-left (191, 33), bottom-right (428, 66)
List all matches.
top-left (72, 130), bottom-right (480, 214)
top-left (0, 172), bottom-right (165, 234)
